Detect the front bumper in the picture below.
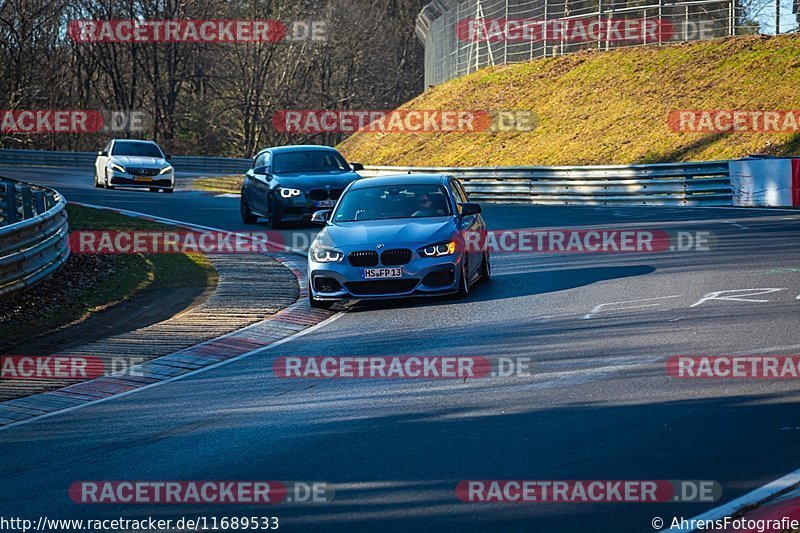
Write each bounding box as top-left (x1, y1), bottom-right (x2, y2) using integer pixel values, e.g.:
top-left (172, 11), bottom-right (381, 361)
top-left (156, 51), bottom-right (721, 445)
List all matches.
top-left (274, 196), bottom-right (337, 223)
top-left (109, 170), bottom-right (174, 189)
top-left (308, 253), bottom-right (463, 301)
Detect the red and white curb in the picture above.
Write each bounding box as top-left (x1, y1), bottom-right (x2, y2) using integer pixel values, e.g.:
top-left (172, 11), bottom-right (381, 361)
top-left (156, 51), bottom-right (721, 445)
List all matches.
top-left (668, 469), bottom-right (800, 532)
top-left (0, 203), bottom-right (335, 429)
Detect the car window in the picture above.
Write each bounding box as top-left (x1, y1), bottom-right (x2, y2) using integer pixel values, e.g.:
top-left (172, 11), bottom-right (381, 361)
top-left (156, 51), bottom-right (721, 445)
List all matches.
top-left (254, 152), bottom-right (268, 169)
top-left (111, 141), bottom-right (163, 158)
top-left (453, 179), bottom-right (470, 203)
top-left (272, 150), bottom-right (349, 173)
top-left (333, 185), bottom-right (452, 222)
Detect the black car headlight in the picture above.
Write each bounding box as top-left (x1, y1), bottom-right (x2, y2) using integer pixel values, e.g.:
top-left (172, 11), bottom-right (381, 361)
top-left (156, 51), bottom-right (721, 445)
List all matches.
top-left (310, 245), bottom-right (344, 263)
top-left (279, 188), bottom-right (303, 199)
top-left (418, 240), bottom-right (457, 258)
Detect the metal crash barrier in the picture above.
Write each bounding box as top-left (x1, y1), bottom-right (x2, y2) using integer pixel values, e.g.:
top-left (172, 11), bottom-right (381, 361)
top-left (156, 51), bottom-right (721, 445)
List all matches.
top-left (0, 149), bottom-right (251, 174)
top-left (0, 177), bottom-right (69, 298)
top-left (360, 161), bottom-right (733, 206)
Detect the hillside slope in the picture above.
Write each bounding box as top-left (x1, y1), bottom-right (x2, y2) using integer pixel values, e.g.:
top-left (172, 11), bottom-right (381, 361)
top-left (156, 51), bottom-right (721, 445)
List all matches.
top-left (338, 35), bottom-right (800, 166)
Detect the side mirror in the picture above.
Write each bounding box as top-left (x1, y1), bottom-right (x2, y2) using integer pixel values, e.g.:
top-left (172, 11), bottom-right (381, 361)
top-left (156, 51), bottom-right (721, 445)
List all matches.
top-left (311, 210), bottom-right (331, 225)
top-left (460, 202), bottom-right (482, 216)
top-left (165, 154), bottom-right (173, 160)
top-left (351, 162), bottom-right (364, 172)
top-left (253, 166), bottom-right (268, 175)
top-left (98, 150), bottom-right (108, 157)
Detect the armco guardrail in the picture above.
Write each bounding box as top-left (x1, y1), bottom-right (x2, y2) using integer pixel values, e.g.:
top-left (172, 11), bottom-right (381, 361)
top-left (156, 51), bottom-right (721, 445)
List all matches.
top-left (361, 161), bottom-right (733, 206)
top-left (0, 177), bottom-right (69, 298)
top-left (0, 149), bottom-right (251, 174)
top-left (0, 149), bottom-right (734, 206)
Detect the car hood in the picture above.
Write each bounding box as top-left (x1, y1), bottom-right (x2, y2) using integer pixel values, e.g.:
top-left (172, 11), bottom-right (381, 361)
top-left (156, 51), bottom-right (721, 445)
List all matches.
top-left (273, 171), bottom-right (360, 190)
top-left (112, 156), bottom-right (166, 167)
top-left (317, 217), bottom-right (458, 249)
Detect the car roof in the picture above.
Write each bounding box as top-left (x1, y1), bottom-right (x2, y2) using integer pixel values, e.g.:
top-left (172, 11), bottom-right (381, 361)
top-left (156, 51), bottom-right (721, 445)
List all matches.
top-left (112, 139), bottom-right (158, 144)
top-left (259, 145), bottom-right (340, 155)
top-left (349, 174), bottom-right (449, 189)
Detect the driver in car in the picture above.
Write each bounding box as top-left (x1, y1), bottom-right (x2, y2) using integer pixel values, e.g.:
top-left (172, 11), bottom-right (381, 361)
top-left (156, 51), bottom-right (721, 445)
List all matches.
top-left (412, 193), bottom-right (446, 217)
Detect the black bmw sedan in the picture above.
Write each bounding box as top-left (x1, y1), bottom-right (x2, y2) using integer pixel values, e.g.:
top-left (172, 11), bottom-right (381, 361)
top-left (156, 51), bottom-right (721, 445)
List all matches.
top-left (240, 145), bottom-right (364, 227)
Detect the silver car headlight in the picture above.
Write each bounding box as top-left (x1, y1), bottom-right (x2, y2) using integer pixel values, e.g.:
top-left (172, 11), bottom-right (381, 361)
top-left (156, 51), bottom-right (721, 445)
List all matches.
top-left (159, 165), bottom-right (174, 175)
top-left (111, 163), bottom-right (126, 173)
top-left (279, 188), bottom-right (303, 199)
top-left (310, 245), bottom-right (344, 263)
top-left (418, 240), bottom-right (457, 258)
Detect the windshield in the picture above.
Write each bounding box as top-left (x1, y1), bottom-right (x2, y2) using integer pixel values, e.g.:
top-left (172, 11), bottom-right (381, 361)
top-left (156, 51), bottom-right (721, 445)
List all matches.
top-left (111, 141), bottom-right (164, 158)
top-left (272, 150), bottom-right (349, 173)
top-left (334, 185), bottom-right (452, 222)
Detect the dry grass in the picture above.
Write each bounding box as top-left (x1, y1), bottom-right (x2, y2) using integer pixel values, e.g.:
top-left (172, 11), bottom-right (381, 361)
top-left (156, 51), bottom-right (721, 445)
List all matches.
top-left (338, 35), bottom-right (800, 167)
top-left (193, 175), bottom-right (244, 194)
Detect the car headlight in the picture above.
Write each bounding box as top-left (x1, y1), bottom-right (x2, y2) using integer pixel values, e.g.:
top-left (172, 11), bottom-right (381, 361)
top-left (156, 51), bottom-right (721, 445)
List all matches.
top-left (418, 240), bottom-right (457, 258)
top-left (111, 163), bottom-right (126, 173)
top-left (159, 165), bottom-right (173, 175)
top-left (279, 188), bottom-right (303, 199)
top-left (309, 245), bottom-right (344, 263)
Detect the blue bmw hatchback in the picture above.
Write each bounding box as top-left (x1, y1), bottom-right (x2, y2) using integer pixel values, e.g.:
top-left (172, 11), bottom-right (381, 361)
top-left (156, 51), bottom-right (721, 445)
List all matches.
top-left (240, 145), bottom-right (363, 227)
top-left (307, 174), bottom-right (490, 309)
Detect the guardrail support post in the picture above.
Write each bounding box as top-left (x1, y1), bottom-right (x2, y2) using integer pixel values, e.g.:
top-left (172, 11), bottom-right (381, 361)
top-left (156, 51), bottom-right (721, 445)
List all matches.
top-left (32, 190), bottom-right (46, 215)
top-left (44, 191), bottom-right (56, 210)
top-left (20, 186), bottom-right (33, 219)
top-left (2, 181), bottom-right (17, 225)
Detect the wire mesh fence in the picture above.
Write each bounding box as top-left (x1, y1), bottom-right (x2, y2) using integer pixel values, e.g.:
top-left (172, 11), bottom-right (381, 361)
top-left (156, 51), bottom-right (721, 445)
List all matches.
top-left (416, 0), bottom-right (762, 85)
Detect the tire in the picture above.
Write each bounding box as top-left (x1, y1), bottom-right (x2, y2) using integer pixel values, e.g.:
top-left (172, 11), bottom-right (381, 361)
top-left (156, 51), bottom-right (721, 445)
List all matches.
top-left (104, 170), bottom-right (115, 189)
top-left (456, 258), bottom-right (470, 298)
top-left (149, 187), bottom-right (159, 193)
top-left (479, 251), bottom-right (491, 283)
top-left (267, 195), bottom-right (282, 229)
top-left (163, 188), bottom-right (174, 194)
top-left (240, 195), bottom-right (257, 224)
top-left (93, 172), bottom-right (101, 188)
top-left (308, 282), bottom-right (335, 310)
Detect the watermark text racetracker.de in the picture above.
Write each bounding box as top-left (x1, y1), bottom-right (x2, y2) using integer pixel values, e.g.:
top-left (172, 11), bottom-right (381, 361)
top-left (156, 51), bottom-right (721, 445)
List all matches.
top-left (68, 20), bottom-right (327, 43)
top-left (461, 229), bottom-right (714, 254)
top-left (273, 109), bottom-right (537, 134)
top-left (66, 229), bottom-right (715, 255)
top-left (457, 480), bottom-right (721, 503)
top-left (273, 356), bottom-right (532, 379)
top-left (1, 355), bottom-right (144, 380)
top-left (69, 481), bottom-right (333, 505)
top-left (667, 356), bottom-right (800, 379)
top-left (669, 110), bottom-right (800, 133)
top-left (0, 110), bottom-right (150, 134)
top-left (457, 17), bottom-right (719, 42)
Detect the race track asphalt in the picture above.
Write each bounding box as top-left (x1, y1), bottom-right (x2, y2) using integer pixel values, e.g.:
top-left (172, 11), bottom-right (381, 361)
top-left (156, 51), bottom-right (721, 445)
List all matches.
top-left (1, 166), bottom-right (799, 532)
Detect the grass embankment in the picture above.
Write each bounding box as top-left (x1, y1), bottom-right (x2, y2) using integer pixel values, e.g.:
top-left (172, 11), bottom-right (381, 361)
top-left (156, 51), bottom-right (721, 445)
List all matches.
top-left (0, 204), bottom-right (218, 349)
top-left (193, 176), bottom-right (244, 194)
top-left (338, 34), bottom-right (800, 166)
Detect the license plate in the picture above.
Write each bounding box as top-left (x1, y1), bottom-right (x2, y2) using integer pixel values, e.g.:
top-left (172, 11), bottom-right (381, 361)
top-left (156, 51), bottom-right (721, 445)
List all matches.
top-left (362, 268), bottom-right (403, 279)
top-left (134, 176), bottom-right (152, 182)
top-left (315, 200), bottom-right (336, 208)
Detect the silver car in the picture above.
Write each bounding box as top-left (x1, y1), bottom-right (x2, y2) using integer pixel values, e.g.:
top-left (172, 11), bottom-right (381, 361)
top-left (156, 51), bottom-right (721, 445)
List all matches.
top-left (307, 174), bottom-right (490, 309)
top-left (94, 139), bottom-right (175, 193)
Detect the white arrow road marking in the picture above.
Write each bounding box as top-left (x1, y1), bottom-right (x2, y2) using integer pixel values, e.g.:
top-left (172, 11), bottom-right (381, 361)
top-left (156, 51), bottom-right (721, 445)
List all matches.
top-left (690, 288), bottom-right (787, 308)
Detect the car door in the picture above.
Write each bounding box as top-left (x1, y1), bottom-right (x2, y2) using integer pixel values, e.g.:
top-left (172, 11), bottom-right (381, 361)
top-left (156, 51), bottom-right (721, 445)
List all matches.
top-left (96, 140), bottom-right (112, 180)
top-left (450, 177), bottom-right (483, 280)
top-left (245, 151), bottom-right (270, 215)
